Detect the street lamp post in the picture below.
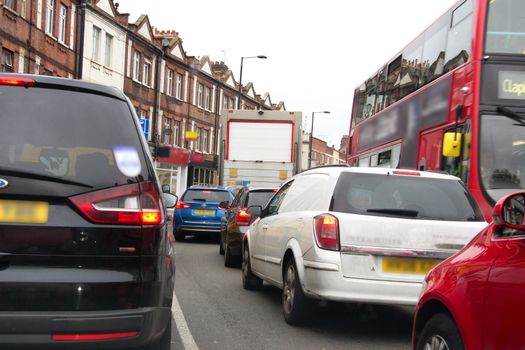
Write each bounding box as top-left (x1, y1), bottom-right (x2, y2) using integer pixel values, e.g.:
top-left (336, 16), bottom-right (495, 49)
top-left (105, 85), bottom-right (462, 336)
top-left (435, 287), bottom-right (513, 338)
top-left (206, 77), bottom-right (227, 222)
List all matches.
top-left (308, 111), bottom-right (330, 169)
top-left (237, 55), bottom-right (267, 109)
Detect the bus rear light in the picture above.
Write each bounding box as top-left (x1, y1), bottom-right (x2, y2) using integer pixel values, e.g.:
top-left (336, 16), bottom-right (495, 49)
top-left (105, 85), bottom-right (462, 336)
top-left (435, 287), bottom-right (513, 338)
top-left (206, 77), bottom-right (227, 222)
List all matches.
top-left (235, 209), bottom-right (252, 226)
top-left (52, 331), bottom-right (138, 341)
top-left (313, 214), bottom-right (340, 251)
top-left (69, 181), bottom-right (163, 225)
top-left (392, 170), bottom-right (421, 176)
top-left (0, 76), bottom-right (35, 87)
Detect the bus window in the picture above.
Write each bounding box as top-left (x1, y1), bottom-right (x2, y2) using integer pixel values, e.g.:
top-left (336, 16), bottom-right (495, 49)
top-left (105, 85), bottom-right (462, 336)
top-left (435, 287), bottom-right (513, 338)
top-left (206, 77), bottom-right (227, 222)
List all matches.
top-left (421, 14), bottom-right (449, 85)
top-left (359, 157), bottom-right (370, 167)
top-left (485, 0), bottom-right (525, 55)
top-left (445, 0), bottom-right (473, 72)
top-left (377, 150), bottom-right (392, 168)
top-left (399, 34), bottom-right (424, 100)
top-left (386, 55), bottom-right (402, 108)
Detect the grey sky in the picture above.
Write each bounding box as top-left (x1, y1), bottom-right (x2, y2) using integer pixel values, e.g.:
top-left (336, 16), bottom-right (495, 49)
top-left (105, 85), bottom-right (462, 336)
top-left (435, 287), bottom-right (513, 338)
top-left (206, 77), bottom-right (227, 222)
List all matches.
top-left (118, 0), bottom-right (459, 147)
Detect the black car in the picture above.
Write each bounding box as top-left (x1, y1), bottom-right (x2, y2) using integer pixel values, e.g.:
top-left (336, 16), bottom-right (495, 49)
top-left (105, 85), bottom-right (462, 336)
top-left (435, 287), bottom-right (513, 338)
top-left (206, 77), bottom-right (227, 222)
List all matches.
top-left (220, 186), bottom-right (277, 267)
top-left (0, 74), bottom-right (174, 349)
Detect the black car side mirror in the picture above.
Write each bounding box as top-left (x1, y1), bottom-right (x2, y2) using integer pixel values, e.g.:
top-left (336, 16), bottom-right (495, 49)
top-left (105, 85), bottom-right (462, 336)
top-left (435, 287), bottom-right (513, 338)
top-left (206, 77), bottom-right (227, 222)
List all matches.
top-left (247, 205), bottom-right (263, 220)
top-left (218, 201), bottom-right (231, 210)
top-left (162, 193), bottom-right (178, 209)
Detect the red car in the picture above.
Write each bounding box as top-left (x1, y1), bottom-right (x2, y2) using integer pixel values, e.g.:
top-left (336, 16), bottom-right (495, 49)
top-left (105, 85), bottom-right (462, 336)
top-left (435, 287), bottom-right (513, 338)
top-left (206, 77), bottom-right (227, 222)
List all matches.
top-left (413, 191), bottom-right (525, 350)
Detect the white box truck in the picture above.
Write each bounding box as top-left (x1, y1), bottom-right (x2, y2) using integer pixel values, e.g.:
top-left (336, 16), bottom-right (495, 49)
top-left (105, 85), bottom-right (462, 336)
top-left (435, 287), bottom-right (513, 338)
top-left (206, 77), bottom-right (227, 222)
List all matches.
top-left (219, 110), bottom-right (303, 188)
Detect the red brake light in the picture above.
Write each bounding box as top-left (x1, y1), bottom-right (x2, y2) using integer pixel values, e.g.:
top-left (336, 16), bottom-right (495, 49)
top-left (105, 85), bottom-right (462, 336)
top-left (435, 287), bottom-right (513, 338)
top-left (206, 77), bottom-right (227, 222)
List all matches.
top-left (392, 170), bottom-right (420, 176)
top-left (175, 201), bottom-right (191, 209)
top-left (52, 332), bottom-right (138, 341)
top-left (272, 188), bottom-right (279, 192)
top-left (313, 214), bottom-right (339, 251)
top-left (69, 181), bottom-right (163, 225)
top-left (0, 76), bottom-right (35, 87)
top-left (202, 190), bottom-right (212, 194)
top-left (235, 209), bottom-right (252, 226)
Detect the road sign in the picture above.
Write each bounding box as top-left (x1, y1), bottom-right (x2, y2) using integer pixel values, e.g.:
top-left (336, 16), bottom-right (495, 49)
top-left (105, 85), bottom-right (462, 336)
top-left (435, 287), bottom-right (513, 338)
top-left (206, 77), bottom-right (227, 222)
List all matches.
top-left (139, 118), bottom-right (150, 140)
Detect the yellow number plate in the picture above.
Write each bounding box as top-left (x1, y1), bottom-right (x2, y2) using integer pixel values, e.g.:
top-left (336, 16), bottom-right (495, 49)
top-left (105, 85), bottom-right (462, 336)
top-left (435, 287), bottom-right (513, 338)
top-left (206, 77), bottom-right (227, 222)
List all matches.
top-left (382, 257), bottom-right (441, 275)
top-left (194, 210), bottom-right (215, 215)
top-left (0, 200), bottom-right (49, 224)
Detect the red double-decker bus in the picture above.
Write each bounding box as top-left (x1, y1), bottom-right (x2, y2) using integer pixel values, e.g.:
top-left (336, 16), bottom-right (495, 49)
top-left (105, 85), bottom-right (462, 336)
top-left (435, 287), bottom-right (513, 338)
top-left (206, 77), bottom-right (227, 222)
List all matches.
top-left (348, 0), bottom-right (525, 220)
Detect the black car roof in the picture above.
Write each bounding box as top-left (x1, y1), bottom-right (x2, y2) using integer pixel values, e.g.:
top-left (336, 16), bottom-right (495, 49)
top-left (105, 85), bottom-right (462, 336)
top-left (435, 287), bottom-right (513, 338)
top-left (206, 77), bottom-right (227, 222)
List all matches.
top-left (0, 73), bottom-right (127, 101)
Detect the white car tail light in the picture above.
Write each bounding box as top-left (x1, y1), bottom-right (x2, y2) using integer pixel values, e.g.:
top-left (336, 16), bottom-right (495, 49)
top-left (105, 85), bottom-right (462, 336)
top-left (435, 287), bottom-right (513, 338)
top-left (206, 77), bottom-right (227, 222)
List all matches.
top-left (313, 214), bottom-right (340, 251)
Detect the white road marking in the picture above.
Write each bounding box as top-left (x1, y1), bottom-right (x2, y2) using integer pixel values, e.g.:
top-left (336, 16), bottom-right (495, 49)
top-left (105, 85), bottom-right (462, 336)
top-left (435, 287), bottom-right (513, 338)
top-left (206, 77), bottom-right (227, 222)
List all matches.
top-left (171, 290), bottom-right (199, 350)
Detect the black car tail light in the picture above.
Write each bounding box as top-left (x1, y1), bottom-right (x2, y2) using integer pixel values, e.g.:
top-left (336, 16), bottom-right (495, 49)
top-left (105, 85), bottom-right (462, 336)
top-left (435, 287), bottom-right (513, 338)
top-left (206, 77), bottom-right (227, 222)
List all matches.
top-left (313, 214), bottom-right (340, 251)
top-left (235, 209), bottom-right (252, 227)
top-left (69, 181), bottom-right (163, 225)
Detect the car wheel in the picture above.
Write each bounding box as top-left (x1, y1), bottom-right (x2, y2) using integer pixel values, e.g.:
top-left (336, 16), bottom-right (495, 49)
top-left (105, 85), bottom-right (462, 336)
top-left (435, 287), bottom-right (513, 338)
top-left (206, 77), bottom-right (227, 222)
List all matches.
top-left (282, 258), bottom-right (312, 326)
top-left (141, 317), bottom-right (172, 350)
top-left (224, 241), bottom-right (238, 268)
top-left (242, 244), bottom-right (262, 290)
top-left (174, 230), bottom-right (185, 242)
top-left (219, 230), bottom-right (225, 255)
top-left (416, 313), bottom-right (464, 350)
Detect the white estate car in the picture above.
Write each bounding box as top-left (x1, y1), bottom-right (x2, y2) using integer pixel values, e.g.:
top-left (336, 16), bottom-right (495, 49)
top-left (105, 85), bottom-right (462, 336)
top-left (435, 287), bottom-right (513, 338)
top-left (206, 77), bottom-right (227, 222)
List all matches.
top-left (241, 166), bottom-right (487, 325)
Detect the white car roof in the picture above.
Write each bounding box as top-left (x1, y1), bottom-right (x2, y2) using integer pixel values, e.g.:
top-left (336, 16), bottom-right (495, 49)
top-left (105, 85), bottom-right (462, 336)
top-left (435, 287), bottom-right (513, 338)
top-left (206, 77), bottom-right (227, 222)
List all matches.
top-left (298, 166), bottom-right (461, 181)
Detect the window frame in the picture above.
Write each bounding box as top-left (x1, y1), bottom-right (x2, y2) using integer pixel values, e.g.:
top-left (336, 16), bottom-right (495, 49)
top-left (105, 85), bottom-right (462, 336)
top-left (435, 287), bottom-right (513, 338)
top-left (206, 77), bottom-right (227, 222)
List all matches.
top-left (133, 51), bottom-right (140, 81)
top-left (173, 120), bottom-right (180, 146)
top-left (197, 83), bottom-right (204, 108)
top-left (176, 73), bottom-right (183, 100)
top-left (4, 0), bottom-right (16, 11)
top-left (1, 48), bottom-right (14, 73)
top-left (58, 3), bottom-right (67, 44)
top-left (205, 86), bottom-right (211, 110)
top-left (45, 0), bottom-right (55, 35)
top-left (92, 26), bottom-right (101, 62)
top-left (167, 69), bottom-right (174, 96)
top-left (202, 129), bottom-right (209, 153)
top-left (104, 33), bottom-right (113, 67)
top-left (143, 57), bottom-right (151, 87)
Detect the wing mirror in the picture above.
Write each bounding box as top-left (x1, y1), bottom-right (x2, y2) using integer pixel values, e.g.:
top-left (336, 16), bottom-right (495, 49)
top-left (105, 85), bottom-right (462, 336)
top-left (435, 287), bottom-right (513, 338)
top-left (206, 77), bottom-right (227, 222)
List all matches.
top-left (218, 201), bottom-right (231, 211)
top-left (247, 205), bottom-right (263, 221)
top-left (162, 192), bottom-right (178, 209)
top-left (492, 192), bottom-right (525, 229)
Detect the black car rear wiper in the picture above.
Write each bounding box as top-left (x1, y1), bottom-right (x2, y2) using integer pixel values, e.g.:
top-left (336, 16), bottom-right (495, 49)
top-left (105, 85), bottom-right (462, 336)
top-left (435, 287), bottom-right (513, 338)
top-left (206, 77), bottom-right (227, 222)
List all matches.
top-left (366, 208), bottom-right (419, 217)
top-left (0, 166), bottom-right (93, 188)
top-left (497, 106), bottom-right (525, 127)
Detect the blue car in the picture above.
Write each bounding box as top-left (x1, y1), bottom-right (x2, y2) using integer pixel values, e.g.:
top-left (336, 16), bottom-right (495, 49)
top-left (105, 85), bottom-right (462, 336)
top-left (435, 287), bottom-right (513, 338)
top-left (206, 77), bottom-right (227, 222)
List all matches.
top-left (173, 186), bottom-right (234, 241)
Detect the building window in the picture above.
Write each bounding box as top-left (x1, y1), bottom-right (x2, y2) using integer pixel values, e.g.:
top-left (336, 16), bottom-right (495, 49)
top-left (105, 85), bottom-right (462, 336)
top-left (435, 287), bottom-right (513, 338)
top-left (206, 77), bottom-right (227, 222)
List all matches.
top-left (167, 69), bottom-right (174, 96)
top-left (197, 84), bottom-right (204, 108)
top-left (45, 0), bottom-right (55, 35)
top-left (205, 87), bottom-right (212, 110)
top-left (104, 33), bottom-right (113, 67)
top-left (176, 73), bottom-right (182, 99)
top-left (92, 26), bottom-right (101, 61)
top-left (195, 128), bottom-right (201, 151)
top-left (5, 0), bottom-right (17, 11)
top-left (58, 4), bottom-right (67, 44)
top-left (174, 120), bottom-right (180, 146)
top-left (1, 49), bottom-right (14, 72)
top-left (202, 129), bottom-right (208, 153)
top-left (163, 118), bottom-right (172, 144)
top-left (143, 58), bottom-right (151, 86)
top-left (133, 51), bottom-right (140, 81)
